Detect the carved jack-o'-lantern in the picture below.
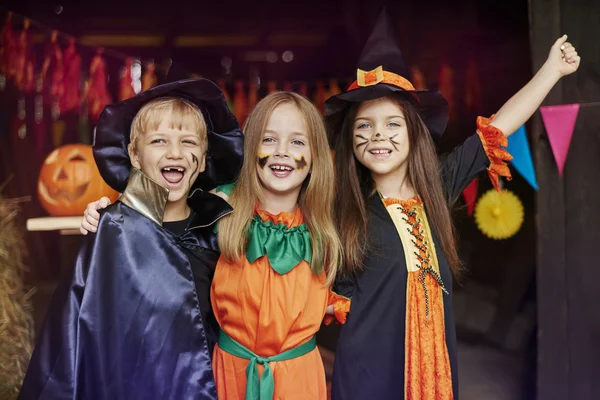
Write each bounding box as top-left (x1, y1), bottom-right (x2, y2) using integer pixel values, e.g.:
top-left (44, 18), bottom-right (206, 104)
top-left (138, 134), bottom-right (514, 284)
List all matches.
top-left (37, 144), bottom-right (120, 216)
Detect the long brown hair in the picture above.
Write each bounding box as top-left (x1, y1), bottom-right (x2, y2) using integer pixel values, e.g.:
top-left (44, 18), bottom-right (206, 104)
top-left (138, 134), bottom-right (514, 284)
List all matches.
top-left (330, 94), bottom-right (462, 276)
top-left (218, 91), bottom-right (342, 285)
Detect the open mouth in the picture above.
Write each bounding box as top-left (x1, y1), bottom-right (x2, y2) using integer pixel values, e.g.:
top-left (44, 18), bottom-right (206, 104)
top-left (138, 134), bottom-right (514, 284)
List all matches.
top-left (269, 163), bottom-right (294, 178)
top-left (161, 166), bottom-right (186, 185)
top-left (369, 149), bottom-right (392, 155)
top-left (368, 148), bottom-right (392, 159)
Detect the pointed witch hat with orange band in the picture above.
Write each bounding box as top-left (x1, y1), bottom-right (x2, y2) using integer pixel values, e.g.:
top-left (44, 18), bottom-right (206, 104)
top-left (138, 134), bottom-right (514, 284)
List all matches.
top-left (325, 9), bottom-right (449, 140)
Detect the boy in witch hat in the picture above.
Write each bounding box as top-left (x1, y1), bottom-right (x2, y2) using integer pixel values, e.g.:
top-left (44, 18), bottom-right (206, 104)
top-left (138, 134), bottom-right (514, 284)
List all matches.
top-left (20, 79), bottom-right (244, 400)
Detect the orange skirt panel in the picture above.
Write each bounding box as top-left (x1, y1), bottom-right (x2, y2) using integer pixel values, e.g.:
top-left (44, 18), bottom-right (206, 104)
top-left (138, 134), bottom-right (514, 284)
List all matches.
top-left (405, 273), bottom-right (454, 400)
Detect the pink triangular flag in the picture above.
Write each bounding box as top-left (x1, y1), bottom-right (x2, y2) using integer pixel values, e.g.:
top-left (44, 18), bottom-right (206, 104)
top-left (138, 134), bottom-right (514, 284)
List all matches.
top-left (540, 104), bottom-right (580, 176)
top-left (462, 178), bottom-right (478, 217)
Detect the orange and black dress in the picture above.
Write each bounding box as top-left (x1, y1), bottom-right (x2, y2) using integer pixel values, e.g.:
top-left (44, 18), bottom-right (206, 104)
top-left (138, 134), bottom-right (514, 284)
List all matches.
top-left (211, 205), bottom-right (349, 400)
top-left (331, 117), bottom-right (512, 400)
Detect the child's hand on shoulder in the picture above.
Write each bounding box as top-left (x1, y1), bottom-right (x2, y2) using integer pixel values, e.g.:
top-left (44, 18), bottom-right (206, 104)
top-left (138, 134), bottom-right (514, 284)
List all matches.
top-left (80, 197), bottom-right (112, 235)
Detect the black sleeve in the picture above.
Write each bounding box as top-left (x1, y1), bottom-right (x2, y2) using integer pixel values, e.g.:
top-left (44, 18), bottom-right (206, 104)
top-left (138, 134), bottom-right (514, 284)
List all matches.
top-left (439, 132), bottom-right (491, 205)
top-left (333, 273), bottom-right (355, 299)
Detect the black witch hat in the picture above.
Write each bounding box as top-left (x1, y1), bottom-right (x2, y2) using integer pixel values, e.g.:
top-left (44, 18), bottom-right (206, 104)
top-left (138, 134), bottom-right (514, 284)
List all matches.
top-left (93, 78), bottom-right (244, 193)
top-left (325, 9), bottom-right (449, 139)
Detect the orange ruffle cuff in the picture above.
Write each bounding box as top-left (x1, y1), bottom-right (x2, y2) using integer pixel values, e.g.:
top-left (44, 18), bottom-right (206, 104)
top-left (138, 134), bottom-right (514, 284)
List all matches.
top-left (476, 115), bottom-right (513, 191)
top-left (324, 290), bottom-right (351, 325)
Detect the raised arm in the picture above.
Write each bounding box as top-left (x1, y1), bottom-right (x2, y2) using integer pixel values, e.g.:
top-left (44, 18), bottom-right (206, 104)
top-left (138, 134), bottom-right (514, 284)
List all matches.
top-left (490, 35), bottom-right (580, 137)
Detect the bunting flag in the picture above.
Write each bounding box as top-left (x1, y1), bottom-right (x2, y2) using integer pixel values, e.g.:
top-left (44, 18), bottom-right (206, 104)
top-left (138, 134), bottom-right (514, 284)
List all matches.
top-left (540, 104), bottom-right (580, 176)
top-left (507, 125), bottom-right (538, 190)
top-left (462, 178), bottom-right (478, 217)
top-left (267, 80), bottom-right (277, 94)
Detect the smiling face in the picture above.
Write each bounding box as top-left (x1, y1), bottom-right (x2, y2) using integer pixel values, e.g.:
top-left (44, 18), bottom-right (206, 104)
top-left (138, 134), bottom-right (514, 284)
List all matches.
top-left (128, 98), bottom-right (207, 207)
top-left (352, 97), bottom-right (410, 181)
top-left (256, 102), bottom-right (312, 199)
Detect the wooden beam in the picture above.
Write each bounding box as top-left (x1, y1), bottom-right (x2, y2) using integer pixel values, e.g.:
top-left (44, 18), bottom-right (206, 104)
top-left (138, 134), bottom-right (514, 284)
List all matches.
top-left (528, 0), bottom-right (569, 398)
top-left (79, 34), bottom-right (165, 47)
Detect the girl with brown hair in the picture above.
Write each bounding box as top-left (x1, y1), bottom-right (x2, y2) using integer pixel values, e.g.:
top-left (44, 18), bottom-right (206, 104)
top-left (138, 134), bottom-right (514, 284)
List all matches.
top-left (326, 11), bottom-right (580, 400)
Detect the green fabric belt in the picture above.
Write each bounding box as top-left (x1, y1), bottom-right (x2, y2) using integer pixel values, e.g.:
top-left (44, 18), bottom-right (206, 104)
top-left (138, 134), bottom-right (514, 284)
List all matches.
top-left (218, 330), bottom-right (317, 400)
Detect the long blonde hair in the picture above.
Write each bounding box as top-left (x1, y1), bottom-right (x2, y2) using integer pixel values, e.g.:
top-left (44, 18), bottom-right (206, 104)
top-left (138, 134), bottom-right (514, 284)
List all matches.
top-left (218, 91), bottom-right (341, 285)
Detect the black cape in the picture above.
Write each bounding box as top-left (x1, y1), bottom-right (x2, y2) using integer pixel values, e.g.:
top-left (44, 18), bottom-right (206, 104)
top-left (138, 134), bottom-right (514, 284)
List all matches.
top-left (332, 133), bottom-right (492, 400)
top-left (20, 169), bottom-right (232, 400)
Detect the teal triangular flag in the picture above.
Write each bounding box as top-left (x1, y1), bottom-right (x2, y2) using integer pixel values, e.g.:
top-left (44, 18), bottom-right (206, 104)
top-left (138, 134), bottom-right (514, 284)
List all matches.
top-left (507, 125), bottom-right (538, 190)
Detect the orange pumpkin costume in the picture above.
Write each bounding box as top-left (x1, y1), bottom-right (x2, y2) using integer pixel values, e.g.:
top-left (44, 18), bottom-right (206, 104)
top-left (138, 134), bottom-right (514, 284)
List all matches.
top-left (211, 206), bottom-right (349, 399)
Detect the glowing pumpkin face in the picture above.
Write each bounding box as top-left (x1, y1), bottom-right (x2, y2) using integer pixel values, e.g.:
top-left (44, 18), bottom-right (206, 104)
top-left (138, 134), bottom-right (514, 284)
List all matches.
top-left (37, 144), bottom-right (120, 216)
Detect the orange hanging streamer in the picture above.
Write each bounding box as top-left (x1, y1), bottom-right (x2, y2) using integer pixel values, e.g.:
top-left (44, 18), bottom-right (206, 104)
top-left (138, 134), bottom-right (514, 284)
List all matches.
top-left (248, 81), bottom-right (258, 114)
top-left (328, 79), bottom-right (341, 97)
top-left (119, 57), bottom-right (135, 101)
top-left (465, 57), bottom-right (482, 114)
top-left (437, 62), bottom-right (455, 121)
top-left (61, 38), bottom-right (81, 115)
top-left (84, 49), bottom-right (112, 124)
top-left (298, 82), bottom-right (308, 98)
top-left (411, 66), bottom-right (427, 90)
top-left (233, 80), bottom-right (247, 126)
top-left (41, 30), bottom-right (64, 109)
top-left (1, 12), bottom-right (15, 81)
top-left (141, 61), bottom-right (157, 92)
top-left (313, 80), bottom-right (326, 115)
top-left (15, 19), bottom-right (34, 94)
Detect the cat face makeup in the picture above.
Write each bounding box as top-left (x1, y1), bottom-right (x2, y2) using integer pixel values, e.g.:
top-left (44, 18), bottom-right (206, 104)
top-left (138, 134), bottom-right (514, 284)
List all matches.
top-left (352, 98), bottom-right (410, 180)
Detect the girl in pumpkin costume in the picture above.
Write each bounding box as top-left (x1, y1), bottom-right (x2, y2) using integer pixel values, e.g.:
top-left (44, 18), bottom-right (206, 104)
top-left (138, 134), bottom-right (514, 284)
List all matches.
top-left (325, 10), bottom-right (580, 400)
top-left (211, 91), bottom-right (348, 399)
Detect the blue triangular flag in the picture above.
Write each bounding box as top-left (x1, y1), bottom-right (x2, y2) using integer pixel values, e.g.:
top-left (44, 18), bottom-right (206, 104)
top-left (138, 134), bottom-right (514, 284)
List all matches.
top-left (507, 125), bottom-right (538, 190)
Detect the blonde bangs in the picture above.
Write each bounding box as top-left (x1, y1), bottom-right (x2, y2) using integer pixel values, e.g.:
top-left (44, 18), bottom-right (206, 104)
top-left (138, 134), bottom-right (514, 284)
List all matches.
top-left (130, 97), bottom-right (207, 150)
